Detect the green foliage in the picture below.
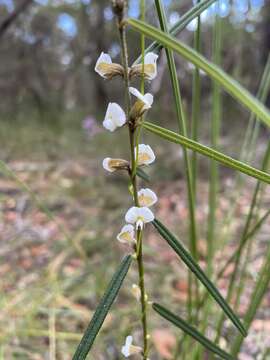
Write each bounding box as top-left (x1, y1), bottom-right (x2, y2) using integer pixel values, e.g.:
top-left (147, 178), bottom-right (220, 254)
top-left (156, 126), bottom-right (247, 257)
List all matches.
top-left (72, 255), bottom-right (132, 360)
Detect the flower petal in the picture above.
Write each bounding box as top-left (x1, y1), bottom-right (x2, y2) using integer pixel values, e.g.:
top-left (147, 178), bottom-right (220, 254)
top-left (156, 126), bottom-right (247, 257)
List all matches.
top-left (129, 86), bottom-right (145, 102)
top-left (145, 52), bottom-right (158, 65)
top-left (125, 206), bottom-right (139, 224)
top-left (117, 224), bottom-right (135, 244)
top-left (136, 144), bottom-right (156, 165)
top-left (138, 188), bottom-right (158, 207)
top-left (95, 52), bottom-right (112, 77)
top-left (103, 118), bottom-right (116, 132)
top-left (138, 207), bottom-right (155, 223)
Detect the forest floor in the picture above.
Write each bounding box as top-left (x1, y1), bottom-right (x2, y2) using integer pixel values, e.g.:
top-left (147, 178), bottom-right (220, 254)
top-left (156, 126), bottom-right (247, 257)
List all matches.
top-left (0, 118), bottom-right (270, 359)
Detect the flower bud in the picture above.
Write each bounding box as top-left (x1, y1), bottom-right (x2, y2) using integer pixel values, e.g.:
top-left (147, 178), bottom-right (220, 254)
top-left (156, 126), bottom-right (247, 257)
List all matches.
top-left (111, 0), bottom-right (125, 20)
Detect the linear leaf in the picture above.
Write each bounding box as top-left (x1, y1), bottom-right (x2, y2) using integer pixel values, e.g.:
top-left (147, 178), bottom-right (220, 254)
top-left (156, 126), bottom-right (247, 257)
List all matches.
top-left (127, 18), bottom-right (270, 128)
top-left (134, 0), bottom-right (217, 64)
top-left (136, 167), bottom-right (150, 182)
top-left (153, 303), bottom-right (234, 360)
top-left (143, 122), bottom-right (270, 184)
top-left (152, 219), bottom-right (247, 337)
top-left (72, 255), bottom-right (132, 360)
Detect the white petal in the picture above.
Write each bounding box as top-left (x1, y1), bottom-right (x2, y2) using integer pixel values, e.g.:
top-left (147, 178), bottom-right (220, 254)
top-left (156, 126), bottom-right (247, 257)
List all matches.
top-left (136, 144), bottom-right (156, 165)
top-left (104, 103), bottom-right (126, 130)
top-left (145, 52), bottom-right (158, 65)
top-left (103, 118), bottom-right (116, 132)
top-left (117, 224), bottom-right (135, 244)
top-left (138, 188), bottom-right (158, 207)
top-left (129, 87), bottom-right (145, 102)
top-left (95, 52), bottom-right (112, 77)
top-left (138, 207), bottom-right (154, 223)
top-left (143, 93), bottom-right (153, 107)
top-left (126, 335), bottom-right (133, 347)
top-left (102, 158), bottom-right (114, 172)
top-left (110, 103), bottom-right (126, 126)
top-left (125, 206), bottom-right (139, 224)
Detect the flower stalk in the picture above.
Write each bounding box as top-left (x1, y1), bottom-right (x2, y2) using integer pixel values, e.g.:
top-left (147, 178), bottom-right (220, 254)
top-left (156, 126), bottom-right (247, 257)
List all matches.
top-left (116, 2), bottom-right (150, 358)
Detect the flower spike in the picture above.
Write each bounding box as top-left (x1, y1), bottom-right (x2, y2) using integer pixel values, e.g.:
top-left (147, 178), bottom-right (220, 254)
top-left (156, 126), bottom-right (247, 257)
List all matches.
top-left (136, 144), bottom-right (156, 166)
top-left (130, 52), bottom-right (159, 80)
top-left (125, 206), bottom-right (154, 229)
top-left (138, 188), bottom-right (158, 207)
top-left (102, 158), bottom-right (129, 172)
top-left (121, 335), bottom-right (142, 358)
top-left (103, 102), bottom-right (126, 132)
top-left (95, 52), bottom-right (124, 79)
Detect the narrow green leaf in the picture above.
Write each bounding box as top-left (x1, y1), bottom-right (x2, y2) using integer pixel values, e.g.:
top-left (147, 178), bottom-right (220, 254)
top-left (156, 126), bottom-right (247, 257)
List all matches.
top-left (152, 303), bottom-right (234, 360)
top-left (136, 167), bottom-right (150, 182)
top-left (143, 122), bottom-right (270, 184)
top-left (152, 219), bottom-right (247, 337)
top-left (134, 0), bottom-right (217, 64)
top-left (72, 255), bottom-right (132, 360)
top-left (127, 18), bottom-right (270, 128)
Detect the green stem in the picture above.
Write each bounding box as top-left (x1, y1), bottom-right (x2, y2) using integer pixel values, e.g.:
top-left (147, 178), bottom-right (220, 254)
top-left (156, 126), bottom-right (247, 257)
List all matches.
top-left (207, 13), bottom-right (222, 277)
top-left (154, 0), bottom-right (199, 330)
top-left (191, 3), bottom-right (201, 197)
top-left (118, 6), bottom-right (149, 358)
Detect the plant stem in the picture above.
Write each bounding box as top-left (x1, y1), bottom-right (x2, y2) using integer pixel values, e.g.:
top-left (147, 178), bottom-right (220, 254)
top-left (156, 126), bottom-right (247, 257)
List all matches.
top-left (154, 0), bottom-right (199, 331)
top-left (118, 4), bottom-right (149, 358)
top-left (207, 13), bottom-right (222, 277)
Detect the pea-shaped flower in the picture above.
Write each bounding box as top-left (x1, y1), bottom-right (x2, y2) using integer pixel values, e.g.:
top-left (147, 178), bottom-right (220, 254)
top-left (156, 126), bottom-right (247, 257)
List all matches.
top-left (103, 102), bottom-right (126, 132)
top-left (129, 87), bottom-right (153, 120)
top-left (138, 188), bottom-right (158, 207)
top-left (130, 52), bottom-right (159, 80)
top-left (125, 206), bottom-right (154, 229)
top-left (102, 157), bottom-right (129, 172)
top-left (121, 335), bottom-right (142, 358)
top-left (117, 224), bottom-right (135, 244)
top-left (95, 52), bottom-right (124, 79)
top-left (135, 144), bottom-right (155, 166)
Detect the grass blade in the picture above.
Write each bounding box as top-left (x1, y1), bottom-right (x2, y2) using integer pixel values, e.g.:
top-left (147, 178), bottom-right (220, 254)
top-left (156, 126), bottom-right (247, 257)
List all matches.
top-left (134, 0), bottom-right (217, 64)
top-left (127, 18), bottom-right (270, 128)
top-left (152, 219), bottom-right (247, 337)
top-left (152, 303), bottom-right (234, 360)
top-left (143, 121), bottom-right (270, 184)
top-left (72, 255), bottom-right (132, 360)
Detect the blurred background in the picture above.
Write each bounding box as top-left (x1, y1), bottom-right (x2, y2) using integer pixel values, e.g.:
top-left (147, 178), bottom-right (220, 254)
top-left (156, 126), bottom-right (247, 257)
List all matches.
top-left (0, 0), bottom-right (269, 359)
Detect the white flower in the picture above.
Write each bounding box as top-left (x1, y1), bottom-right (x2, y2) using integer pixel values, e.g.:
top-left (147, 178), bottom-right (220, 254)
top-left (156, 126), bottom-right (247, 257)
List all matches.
top-left (131, 284), bottom-right (141, 301)
top-left (121, 336), bottom-right (142, 358)
top-left (135, 144), bottom-right (156, 166)
top-left (103, 103), bottom-right (126, 132)
top-left (129, 87), bottom-right (153, 110)
top-left (131, 52), bottom-right (159, 80)
top-left (117, 224), bottom-right (135, 244)
top-left (138, 188), bottom-right (158, 207)
top-left (125, 206), bottom-right (154, 229)
top-left (102, 157), bottom-right (129, 172)
top-left (95, 52), bottom-right (123, 79)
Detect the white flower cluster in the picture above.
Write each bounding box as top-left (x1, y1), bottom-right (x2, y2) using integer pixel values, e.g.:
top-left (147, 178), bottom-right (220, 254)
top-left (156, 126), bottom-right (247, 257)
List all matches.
top-left (95, 50), bottom-right (158, 359)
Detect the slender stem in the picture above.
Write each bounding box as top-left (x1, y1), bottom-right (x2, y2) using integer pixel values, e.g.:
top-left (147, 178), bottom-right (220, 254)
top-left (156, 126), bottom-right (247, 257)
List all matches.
top-left (154, 1), bottom-right (199, 331)
top-left (191, 3), bottom-right (201, 197)
top-left (118, 4), bottom-right (149, 358)
top-left (207, 13), bottom-right (222, 277)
